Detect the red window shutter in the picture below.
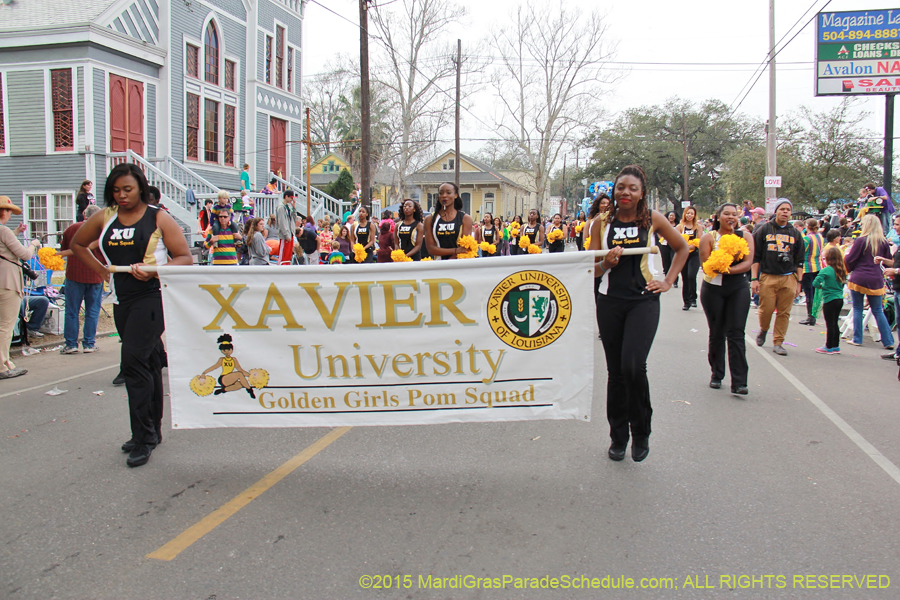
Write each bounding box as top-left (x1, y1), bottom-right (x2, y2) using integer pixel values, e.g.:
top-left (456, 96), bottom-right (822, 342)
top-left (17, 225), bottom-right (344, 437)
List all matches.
top-left (51, 69), bottom-right (74, 151)
top-left (265, 36), bottom-right (272, 85)
top-left (109, 74), bottom-right (128, 153)
top-left (225, 60), bottom-right (235, 91)
top-left (186, 93), bottom-right (200, 160)
top-left (224, 105), bottom-right (235, 166)
top-left (127, 80), bottom-right (144, 156)
top-left (186, 44), bottom-right (199, 78)
top-left (275, 26), bottom-right (284, 89)
top-left (204, 99), bottom-right (218, 163)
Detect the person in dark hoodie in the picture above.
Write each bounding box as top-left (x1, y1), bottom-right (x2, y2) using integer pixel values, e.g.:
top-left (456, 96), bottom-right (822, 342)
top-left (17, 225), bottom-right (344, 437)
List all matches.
top-left (750, 198), bottom-right (805, 356)
top-left (376, 220), bottom-right (395, 262)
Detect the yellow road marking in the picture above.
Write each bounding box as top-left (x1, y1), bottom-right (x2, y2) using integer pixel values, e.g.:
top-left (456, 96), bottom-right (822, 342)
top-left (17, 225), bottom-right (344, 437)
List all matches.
top-left (146, 427), bottom-right (351, 561)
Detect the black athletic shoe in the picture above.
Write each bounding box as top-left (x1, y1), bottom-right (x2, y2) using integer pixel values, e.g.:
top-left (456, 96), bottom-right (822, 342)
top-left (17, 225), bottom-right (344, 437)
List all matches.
top-left (691, 301), bottom-right (697, 308)
top-left (631, 438), bottom-right (649, 462)
top-left (113, 374), bottom-right (125, 386)
top-left (709, 378), bottom-right (722, 389)
top-left (608, 443), bottom-right (626, 461)
top-left (756, 330), bottom-right (767, 347)
top-left (732, 385), bottom-right (749, 396)
top-left (126, 444), bottom-right (153, 467)
top-left (682, 304), bottom-right (690, 311)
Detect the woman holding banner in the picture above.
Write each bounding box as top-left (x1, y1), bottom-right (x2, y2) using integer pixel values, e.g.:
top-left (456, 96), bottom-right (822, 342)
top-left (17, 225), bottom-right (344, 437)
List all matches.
top-left (589, 164), bottom-right (687, 463)
top-left (424, 182), bottom-right (473, 260)
top-left (72, 163), bottom-right (192, 468)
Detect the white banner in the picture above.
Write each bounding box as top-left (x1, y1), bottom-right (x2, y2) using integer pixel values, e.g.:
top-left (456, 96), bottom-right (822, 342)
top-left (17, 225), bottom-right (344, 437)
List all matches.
top-left (159, 252), bottom-right (595, 429)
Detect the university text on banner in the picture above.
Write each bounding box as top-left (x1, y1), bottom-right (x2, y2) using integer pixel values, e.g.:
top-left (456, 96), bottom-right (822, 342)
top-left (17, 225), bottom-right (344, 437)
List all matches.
top-left (158, 253), bottom-right (595, 428)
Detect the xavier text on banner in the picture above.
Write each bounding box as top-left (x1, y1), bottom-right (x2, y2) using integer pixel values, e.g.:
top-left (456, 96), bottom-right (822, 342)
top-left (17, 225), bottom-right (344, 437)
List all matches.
top-left (158, 252), bottom-right (595, 428)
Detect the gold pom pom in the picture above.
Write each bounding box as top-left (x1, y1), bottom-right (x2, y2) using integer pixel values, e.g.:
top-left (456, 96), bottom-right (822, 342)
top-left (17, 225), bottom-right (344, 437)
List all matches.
top-left (583, 236), bottom-right (591, 250)
top-left (518, 235), bottom-right (531, 249)
top-left (717, 234), bottom-right (750, 260)
top-left (190, 375), bottom-right (216, 397)
top-left (352, 243), bottom-right (367, 263)
top-left (479, 241), bottom-right (496, 254)
top-left (457, 235), bottom-right (478, 252)
top-left (547, 229), bottom-right (564, 242)
top-left (702, 249), bottom-right (734, 277)
top-left (248, 369), bottom-right (270, 389)
top-left (575, 222), bottom-right (585, 233)
top-left (391, 249), bottom-right (412, 262)
top-left (420, 257), bottom-right (433, 261)
top-left (527, 244), bottom-right (542, 254)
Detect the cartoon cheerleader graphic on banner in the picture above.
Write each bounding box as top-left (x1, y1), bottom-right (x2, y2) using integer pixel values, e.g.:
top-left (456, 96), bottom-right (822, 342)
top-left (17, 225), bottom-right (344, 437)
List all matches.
top-left (190, 334), bottom-right (269, 398)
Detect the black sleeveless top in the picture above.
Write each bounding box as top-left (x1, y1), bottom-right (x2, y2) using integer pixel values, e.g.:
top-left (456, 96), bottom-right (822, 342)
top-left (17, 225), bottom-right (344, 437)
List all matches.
top-left (397, 220), bottom-right (420, 260)
top-left (482, 226), bottom-right (496, 244)
top-left (432, 210), bottom-right (466, 260)
top-left (522, 223), bottom-right (540, 244)
top-left (596, 217), bottom-right (656, 301)
top-left (100, 205), bottom-right (167, 303)
top-left (355, 221), bottom-right (373, 261)
top-left (547, 225), bottom-right (565, 253)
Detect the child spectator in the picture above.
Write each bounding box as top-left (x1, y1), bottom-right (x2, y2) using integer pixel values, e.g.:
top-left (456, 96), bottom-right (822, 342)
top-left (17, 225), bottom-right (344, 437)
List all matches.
top-left (813, 245), bottom-right (847, 355)
top-left (327, 240), bottom-right (346, 264)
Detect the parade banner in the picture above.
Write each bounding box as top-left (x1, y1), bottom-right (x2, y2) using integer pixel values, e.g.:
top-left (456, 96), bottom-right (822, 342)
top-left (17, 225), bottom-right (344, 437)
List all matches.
top-left (158, 252), bottom-right (596, 429)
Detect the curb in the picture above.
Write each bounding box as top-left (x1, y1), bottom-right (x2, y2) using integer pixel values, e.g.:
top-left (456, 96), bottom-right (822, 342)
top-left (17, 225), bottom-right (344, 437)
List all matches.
top-left (11, 330), bottom-right (120, 356)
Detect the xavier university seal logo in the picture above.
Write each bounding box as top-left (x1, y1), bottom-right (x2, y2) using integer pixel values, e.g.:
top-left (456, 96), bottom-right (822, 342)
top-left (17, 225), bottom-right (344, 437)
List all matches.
top-left (487, 271), bottom-right (572, 350)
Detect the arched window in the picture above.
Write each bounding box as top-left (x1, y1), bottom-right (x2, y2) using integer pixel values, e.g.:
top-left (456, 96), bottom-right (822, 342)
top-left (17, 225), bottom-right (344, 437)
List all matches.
top-left (204, 22), bottom-right (219, 85)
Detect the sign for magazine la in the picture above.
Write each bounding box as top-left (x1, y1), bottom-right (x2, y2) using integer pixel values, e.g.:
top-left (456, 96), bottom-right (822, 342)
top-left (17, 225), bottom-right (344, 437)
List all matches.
top-left (159, 253), bottom-right (595, 428)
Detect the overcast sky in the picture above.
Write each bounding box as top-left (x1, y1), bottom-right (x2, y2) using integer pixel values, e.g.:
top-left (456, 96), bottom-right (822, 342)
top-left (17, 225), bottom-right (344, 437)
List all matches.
top-left (302, 0), bottom-right (895, 161)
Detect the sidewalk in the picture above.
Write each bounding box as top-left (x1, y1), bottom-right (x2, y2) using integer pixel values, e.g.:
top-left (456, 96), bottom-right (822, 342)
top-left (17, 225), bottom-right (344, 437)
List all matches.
top-left (12, 297), bottom-right (118, 356)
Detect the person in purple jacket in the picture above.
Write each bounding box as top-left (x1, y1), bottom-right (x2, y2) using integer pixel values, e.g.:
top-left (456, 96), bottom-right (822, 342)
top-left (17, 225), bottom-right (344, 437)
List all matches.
top-left (844, 214), bottom-right (894, 349)
top-left (863, 182), bottom-right (895, 233)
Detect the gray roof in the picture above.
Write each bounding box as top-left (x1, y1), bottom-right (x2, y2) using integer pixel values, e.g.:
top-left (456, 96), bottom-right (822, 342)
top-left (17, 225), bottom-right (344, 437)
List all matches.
top-left (0, 0), bottom-right (119, 30)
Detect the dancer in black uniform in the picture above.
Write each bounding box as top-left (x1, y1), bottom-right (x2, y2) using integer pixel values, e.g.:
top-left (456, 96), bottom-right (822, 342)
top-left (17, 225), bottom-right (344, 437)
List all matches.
top-left (522, 209), bottom-right (544, 249)
top-left (509, 215), bottom-right (523, 256)
top-left (657, 211), bottom-right (680, 288)
top-left (476, 212), bottom-right (498, 257)
top-left (699, 203), bottom-right (754, 395)
top-left (547, 213), bottom-right (566, 253)
top-left (72, 163), bottom-right (192, 467)
top-left (574, 212), bottom-right (586, 251)
top-left (424, 182), bottom-right (473, 259)
top-left (394, 199), bottom-right (424, 260)
top-left (589, 165), bottom-right (688, 463)
top-left (352, 207), bottom-right (375, 263)
top-left (677, 206), bottom-right (703, 310)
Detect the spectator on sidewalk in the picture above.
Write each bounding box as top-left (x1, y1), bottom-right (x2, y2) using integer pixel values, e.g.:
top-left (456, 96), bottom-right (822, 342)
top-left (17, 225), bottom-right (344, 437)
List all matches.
top-left (276, 191), bottom-right (296, 265)
top-left (19, 294), bottom-right (49, 340)
top-left (59, 205), bottom-right (105, 353)
top-left (0, 196), bottom-right (41, 378)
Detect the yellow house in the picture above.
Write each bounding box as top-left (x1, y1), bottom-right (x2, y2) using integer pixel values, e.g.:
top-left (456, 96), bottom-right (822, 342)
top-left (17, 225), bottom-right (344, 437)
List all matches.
top-left (406, 151), bottom-right (532, 220)
top-left (309, 152), bottom-right (393, 207)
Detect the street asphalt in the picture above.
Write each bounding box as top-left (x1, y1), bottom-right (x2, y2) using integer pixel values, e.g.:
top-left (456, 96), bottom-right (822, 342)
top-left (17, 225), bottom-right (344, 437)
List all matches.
top-left (2, 265), bottom-right (899, 600)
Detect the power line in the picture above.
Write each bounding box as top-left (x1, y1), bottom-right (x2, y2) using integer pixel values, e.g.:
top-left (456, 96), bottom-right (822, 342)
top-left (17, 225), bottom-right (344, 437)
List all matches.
top-left (729, 0), bottom-right (834, 116)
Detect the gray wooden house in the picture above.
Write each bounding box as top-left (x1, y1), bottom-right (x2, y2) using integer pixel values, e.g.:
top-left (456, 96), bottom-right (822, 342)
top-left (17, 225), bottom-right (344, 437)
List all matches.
top-left (0, 0), bottom-right (340, 241)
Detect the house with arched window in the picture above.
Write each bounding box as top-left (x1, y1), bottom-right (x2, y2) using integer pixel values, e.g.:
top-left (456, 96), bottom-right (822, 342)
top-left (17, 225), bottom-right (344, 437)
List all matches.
top-left (0, 0), bottom-right (310, 237)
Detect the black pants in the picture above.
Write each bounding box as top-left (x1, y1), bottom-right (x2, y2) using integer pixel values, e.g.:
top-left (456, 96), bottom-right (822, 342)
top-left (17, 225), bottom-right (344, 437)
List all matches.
top-left (114, 294), bottom-right (166, 445)
top-left (596, 295), bottom-right (659, 445)
top-left (681, 251), bottom-right (699, 306)
top-left (700, 281), bottom-right (750, 389)
top-left (510, 242), bottom-right (520, 256)
top-left (823, 298), bottom-right (843, 349)
top-left (801, 272), bottom-right (817, 318)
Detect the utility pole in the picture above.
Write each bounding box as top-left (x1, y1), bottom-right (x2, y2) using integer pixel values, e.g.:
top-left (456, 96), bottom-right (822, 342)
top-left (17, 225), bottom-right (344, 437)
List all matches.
top-left (359, 0), bottom-right (372, 210)
top-left (455, 39), bottom-right (461, 191)
top-left (886, 94), bottom-right (895, 197)
top-left (305, 107), bottom-right (312, 218)
top-left (682, 113), bottom-right (689, 207)
top-left (765, 0), bottom-right (777, 209)
top-left (561, 153), bottom-right (566, 217)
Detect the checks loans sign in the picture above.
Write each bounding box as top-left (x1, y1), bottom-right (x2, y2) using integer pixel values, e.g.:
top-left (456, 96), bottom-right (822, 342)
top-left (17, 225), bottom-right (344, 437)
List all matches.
top-left (159, 252), bottom-right (595, 428)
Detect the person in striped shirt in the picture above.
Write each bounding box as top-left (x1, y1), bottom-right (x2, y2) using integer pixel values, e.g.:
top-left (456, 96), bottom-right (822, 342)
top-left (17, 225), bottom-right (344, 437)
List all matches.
top-left (799, 218), bottom-right (824, 326)
top-left (206, 212), bottom-right (242, 265)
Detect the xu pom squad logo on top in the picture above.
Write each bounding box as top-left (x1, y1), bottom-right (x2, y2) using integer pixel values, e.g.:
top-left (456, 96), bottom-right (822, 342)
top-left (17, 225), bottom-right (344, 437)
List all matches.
top-left (487, 271), bottom-right (572, 351)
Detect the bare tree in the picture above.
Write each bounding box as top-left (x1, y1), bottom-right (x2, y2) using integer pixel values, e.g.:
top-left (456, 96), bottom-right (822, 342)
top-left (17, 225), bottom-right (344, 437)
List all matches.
top-left (490, 1), bottom-right (618, 206)
top-left (369, 0), bottom-right (467, 200)
top-left (302, 59), bottom-right (354, 161)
